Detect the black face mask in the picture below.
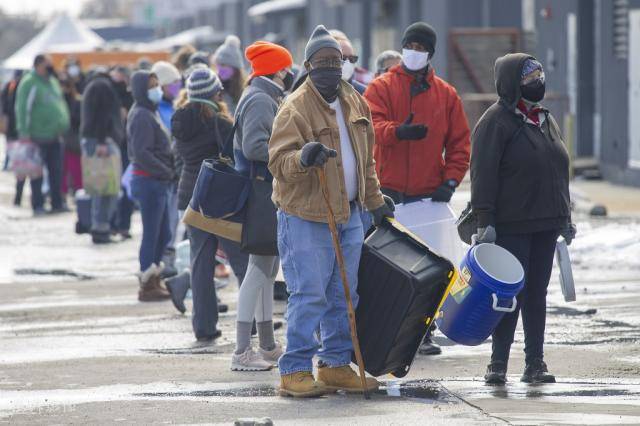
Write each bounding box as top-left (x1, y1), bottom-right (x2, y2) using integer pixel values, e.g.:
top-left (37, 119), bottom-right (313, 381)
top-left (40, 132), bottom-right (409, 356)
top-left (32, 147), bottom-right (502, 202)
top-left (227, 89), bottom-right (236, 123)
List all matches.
top-left (282, 70), bottom-right (295, 92)
top-left (520, 79), bottom-right (546, 103)
top-left (309, 67), bottom-right (342, 103)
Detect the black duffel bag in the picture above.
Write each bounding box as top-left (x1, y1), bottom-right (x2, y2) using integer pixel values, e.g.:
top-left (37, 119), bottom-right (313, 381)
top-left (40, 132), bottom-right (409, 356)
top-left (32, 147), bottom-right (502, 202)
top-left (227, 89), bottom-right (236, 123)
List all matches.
top-left (240, 163), bottom-right (278, 256)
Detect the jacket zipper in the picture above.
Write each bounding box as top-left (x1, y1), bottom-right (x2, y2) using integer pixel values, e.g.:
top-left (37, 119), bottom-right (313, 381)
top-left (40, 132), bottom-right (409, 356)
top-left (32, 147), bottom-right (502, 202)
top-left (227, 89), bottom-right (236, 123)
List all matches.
top-left (405, 88), bottom-right (413, 195)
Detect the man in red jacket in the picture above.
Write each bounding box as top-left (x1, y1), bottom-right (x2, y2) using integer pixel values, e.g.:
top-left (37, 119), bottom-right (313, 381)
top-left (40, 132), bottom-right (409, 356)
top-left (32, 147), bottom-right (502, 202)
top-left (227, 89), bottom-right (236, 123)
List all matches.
top-left (365, 22), bottom-right (470, 204)
top-left (364, 22), bottom-right (471, 355)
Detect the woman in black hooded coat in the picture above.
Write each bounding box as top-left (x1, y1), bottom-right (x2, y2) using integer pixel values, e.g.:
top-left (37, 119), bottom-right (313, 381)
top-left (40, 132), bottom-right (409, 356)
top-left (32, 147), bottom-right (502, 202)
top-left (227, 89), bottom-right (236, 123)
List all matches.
top-left (170, 67), bottom-right (248, 341)
top-left (471, 53), bottom-right (576, 385)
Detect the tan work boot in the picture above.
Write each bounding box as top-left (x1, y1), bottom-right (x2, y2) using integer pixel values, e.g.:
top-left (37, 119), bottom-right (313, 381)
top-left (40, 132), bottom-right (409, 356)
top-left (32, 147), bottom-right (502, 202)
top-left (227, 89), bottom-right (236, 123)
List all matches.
top-left (279, 371), bottom-right (331, 398)
top-left (138, 263), bottom-right (171, 302)
top-left (317, 364), bottom-right (379, 393)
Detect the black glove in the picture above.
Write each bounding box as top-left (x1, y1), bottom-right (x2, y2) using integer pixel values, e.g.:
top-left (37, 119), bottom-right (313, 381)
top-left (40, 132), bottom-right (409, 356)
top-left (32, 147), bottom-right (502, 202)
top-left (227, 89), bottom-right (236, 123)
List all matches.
top-left (472, 226), bottom-right (497, 245)
top-left (560, 222), bottom-right (577, 246)
top-left (300, 142), bottom-right (337, 168)
top-left (431, 180), bottom-right (457, 203)
top-left (395, 113), bottom-right (428, 140)
top-left (371, 195), bottom-right (395, 226)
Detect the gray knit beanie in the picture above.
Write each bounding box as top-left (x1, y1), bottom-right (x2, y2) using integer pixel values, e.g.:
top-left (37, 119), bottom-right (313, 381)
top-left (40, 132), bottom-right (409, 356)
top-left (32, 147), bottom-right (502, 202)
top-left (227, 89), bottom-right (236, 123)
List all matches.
top-left (187, 68), bottom-right (223, 101)
top-left (305, 25), bottom-right (341, 62)
top-left (213, 35), bottom-right (243, 70)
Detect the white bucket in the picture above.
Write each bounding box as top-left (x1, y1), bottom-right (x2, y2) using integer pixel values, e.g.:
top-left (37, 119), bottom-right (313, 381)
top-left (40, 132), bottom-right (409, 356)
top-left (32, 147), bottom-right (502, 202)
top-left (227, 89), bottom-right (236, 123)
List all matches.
top-left (394, 199), bottom-right (465, 265)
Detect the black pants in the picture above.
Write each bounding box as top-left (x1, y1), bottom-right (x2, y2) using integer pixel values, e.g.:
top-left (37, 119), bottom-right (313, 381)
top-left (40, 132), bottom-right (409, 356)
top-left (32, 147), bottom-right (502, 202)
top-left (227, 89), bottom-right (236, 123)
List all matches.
top-left (491, 229), bottom-right (558, 365)
top-left (31, 141), bottom-right (63, 211)
top-left (188, 225), bottom-right (248, 339)
top-left (112, 153), bottom-right (134, 232)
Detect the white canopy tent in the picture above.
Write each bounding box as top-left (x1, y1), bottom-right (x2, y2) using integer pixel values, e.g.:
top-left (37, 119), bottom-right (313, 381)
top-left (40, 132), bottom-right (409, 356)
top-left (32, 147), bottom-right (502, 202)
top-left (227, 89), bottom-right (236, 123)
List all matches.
top-left (3, 13), bottom-right (105, 70)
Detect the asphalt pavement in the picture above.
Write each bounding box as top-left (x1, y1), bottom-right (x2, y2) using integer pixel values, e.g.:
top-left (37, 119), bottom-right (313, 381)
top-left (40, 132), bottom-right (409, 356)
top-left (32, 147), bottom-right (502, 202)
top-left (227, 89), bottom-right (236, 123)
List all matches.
top-left (1, 169), bottom-right (640, 425)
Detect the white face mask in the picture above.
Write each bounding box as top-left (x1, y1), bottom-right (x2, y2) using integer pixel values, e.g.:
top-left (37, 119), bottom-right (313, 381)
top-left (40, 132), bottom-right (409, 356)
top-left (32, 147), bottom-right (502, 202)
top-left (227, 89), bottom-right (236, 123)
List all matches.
top-left (402, 48), bottom-right (429, 71)
top-left (67, 65), bottom-right (80, 78)
top-left (341, 60), bottom-right (355, 81)
top-left (147, 86), bottom-right (163, 104)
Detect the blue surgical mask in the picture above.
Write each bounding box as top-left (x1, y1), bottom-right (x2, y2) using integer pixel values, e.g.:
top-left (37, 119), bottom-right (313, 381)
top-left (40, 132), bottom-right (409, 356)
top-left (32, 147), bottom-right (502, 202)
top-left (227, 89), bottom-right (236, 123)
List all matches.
top-left (147, 86), bottom-right (163, 104)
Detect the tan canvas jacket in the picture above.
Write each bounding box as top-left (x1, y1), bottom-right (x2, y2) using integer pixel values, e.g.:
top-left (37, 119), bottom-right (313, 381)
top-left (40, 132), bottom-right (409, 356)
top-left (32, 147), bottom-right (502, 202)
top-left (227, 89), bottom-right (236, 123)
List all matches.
top-left (268, 78), bottom-right (385, 224)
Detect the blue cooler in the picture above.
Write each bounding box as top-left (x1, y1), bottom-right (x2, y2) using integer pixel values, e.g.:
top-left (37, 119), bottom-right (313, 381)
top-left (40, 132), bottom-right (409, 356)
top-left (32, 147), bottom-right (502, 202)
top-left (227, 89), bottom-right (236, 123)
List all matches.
top-left (436, 243), bottom-right (524, 346)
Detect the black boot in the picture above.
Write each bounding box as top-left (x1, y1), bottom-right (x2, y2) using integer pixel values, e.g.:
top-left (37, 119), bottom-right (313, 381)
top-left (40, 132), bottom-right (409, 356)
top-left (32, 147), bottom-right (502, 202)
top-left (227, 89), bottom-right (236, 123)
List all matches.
top-left (165, 271), bottom-right (190, 314)
top-left (91, 231), bottom-right (113, 244)
top-left (160, 249), bottom-right (178, 279)
top-left (521, 359), bottom-right (556, 384)
top-left (418, 329), bottom-right (442, 355)
top-left (14, 179), bottom-right (25, 207)
top-left (484, 361), bottom-right (508, 385)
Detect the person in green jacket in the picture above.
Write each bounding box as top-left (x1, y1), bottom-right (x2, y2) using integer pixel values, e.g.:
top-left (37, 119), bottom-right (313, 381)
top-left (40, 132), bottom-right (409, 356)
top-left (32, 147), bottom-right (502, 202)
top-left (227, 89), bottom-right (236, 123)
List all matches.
top-left (15, 54), bottom-right (70, 215)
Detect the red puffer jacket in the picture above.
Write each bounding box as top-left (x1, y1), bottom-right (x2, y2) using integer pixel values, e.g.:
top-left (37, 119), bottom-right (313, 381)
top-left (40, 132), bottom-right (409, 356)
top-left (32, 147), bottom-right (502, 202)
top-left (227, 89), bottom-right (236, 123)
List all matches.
top-left (364, 65), bottom-right (470, 196)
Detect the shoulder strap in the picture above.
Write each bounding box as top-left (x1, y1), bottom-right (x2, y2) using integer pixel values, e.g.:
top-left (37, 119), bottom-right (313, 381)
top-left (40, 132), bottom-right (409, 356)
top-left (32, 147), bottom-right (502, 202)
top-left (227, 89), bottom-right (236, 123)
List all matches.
top-left (218, 120), bottom-right (238, 160)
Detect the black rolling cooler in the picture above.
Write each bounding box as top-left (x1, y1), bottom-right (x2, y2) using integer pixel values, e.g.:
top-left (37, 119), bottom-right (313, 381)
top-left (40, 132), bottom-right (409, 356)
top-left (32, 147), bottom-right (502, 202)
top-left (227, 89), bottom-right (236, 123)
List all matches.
top-left (353, 219), bottom-right (455, 378)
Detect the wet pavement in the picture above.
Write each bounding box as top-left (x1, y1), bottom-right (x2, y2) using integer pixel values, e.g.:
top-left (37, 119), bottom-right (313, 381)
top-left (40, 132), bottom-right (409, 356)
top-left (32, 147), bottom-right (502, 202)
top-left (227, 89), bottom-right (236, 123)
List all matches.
top-left (1, 170), bottom-right (640, 424)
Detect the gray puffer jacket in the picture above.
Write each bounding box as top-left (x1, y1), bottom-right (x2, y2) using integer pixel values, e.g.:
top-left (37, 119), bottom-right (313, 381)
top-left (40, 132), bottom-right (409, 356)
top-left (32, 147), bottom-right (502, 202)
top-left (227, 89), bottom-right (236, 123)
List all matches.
top-left (233, 77), bottom-right (283, 177)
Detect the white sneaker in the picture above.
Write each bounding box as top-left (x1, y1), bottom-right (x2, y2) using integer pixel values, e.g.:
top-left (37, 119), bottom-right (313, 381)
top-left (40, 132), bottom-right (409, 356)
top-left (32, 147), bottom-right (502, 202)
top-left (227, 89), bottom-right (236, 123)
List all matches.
top-left (231, 347), bottom-right (273, 371)
top-left (259, 343), bottom-right (284, 366)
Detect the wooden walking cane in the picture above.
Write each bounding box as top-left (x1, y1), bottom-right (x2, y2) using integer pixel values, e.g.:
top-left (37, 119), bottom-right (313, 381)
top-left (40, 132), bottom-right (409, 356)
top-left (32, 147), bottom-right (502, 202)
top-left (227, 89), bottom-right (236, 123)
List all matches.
top-left (317, 167), bottom-right (370, 400)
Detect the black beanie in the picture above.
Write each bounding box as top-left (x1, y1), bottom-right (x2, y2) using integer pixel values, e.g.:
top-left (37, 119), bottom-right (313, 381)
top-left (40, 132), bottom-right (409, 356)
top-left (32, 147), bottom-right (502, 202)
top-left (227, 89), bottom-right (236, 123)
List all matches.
top-left (402, 22), bottom-right (437, 54)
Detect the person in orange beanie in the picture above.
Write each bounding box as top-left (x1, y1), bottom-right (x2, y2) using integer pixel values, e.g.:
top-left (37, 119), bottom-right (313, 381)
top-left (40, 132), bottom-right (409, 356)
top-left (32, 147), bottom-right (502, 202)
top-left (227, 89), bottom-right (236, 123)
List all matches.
top-left (230, 41), bottom-right (294, 372)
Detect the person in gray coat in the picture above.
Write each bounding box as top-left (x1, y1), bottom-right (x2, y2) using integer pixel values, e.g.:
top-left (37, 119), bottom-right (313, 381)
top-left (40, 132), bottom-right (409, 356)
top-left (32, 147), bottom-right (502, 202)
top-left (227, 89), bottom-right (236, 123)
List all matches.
top-left (230, 41), bottom-right (295, 371)
top-left (127, 70), bottom-right (174, 302)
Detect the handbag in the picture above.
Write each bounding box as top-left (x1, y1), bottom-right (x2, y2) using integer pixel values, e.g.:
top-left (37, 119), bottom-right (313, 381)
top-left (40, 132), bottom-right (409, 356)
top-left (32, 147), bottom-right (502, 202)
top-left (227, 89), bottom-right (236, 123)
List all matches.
top-left (240, 163), bottom-right (278, 256)
top-left (184, 121), bottom-right (249, 240)
top-left (456, 202), bottom-right (476, 245)
top-left (81, 139), bottom-right (122, 196)
top-left (8, 140), bottom-right (43, 179)
top-left (189, 122), bottom-right (250, 219)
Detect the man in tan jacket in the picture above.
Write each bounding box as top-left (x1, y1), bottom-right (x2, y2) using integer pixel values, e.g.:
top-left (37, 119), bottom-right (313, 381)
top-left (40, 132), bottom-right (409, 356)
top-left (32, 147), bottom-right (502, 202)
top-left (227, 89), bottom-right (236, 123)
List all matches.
top-left (268, 25), bottom-right (394, 398)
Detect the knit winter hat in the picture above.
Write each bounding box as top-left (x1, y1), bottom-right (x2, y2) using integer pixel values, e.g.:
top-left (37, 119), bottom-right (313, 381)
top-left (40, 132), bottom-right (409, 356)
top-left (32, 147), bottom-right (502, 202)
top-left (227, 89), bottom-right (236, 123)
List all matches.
top-left (188, 51), bottom-right (210, 66)
top-left (213, 35), bottom-right (244, 70)
top-left (187, 67), bottom-right (223, 101)
top-left (305, 25), bottom-right (341, 62)
top-left (245, 41), bottom-right (293, 79)
top-left (183, 63), bottom-right (208, 80)
top-left (402, 22), bottom-right (437, 54)
top-left (150, 61), bottom-right (181, 86)
top-left (521, 58), bottom-right (543, 78)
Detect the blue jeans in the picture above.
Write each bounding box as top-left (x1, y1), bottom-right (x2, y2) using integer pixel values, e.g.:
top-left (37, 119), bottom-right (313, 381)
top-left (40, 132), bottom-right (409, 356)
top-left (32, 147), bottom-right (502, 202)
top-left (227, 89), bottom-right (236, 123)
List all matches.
top-left (166, 184), bottom-right (180, 249)
top-left (277, 204), bottom-right (364, 375)
top-left (131, 175), bottom-right (172, 272)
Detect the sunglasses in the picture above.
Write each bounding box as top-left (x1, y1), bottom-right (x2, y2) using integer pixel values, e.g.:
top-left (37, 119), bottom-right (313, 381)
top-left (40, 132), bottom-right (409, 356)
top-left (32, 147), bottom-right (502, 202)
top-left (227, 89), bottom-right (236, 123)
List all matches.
top-left (310, 58), bottom-right (344, 69)
top-left (343, 55), bottom-right (359, 64)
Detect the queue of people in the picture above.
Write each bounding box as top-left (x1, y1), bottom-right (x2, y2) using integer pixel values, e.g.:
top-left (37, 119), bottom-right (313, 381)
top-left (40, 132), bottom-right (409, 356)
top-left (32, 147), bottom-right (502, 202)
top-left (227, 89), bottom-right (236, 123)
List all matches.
top-left (1, 20), bottom-right (575, 394)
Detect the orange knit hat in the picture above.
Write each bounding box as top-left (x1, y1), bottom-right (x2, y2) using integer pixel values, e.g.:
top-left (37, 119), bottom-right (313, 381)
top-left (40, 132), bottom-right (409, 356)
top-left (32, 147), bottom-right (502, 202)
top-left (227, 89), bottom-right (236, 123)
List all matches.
top-left (245, 41), bottom-right (293, 79)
